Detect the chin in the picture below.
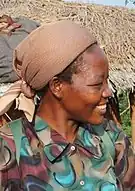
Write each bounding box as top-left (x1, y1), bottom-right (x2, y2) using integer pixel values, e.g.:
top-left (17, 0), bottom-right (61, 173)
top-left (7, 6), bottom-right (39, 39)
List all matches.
top-left (87, 116), bottom-right (105, 125)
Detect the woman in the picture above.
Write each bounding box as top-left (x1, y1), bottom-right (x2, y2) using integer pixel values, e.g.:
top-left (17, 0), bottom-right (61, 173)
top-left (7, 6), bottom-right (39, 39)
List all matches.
top-left (0, 20), bottom-right (134, 191)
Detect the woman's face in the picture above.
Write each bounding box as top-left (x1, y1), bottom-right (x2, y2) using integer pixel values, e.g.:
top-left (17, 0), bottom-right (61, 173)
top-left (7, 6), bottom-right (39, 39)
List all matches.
top-left (61, 45), bottom-right (112, 125)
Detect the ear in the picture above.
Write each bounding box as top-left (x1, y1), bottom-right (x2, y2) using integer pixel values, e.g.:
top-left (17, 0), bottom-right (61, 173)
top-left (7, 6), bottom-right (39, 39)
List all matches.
top-left (48, 77), bottom-right (63, 99)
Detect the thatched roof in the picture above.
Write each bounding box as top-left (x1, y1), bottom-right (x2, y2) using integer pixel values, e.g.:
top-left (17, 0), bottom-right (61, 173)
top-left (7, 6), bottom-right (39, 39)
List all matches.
top-left (1, 0), bottom-right (135, 91)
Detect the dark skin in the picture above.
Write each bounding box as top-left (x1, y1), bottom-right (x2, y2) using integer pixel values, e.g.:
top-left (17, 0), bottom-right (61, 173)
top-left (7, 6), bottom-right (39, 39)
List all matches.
top-left (37, 44), bottom-right (112, 142)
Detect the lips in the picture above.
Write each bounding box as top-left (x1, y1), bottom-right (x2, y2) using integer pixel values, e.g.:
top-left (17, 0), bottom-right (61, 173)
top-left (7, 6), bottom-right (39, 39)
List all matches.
top-left (96, 104), bottom-right (107, 115)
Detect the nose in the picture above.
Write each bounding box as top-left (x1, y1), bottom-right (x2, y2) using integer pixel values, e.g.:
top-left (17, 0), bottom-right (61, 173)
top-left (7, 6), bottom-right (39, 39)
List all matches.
top-left (102, 83), bottom-right (112, 98)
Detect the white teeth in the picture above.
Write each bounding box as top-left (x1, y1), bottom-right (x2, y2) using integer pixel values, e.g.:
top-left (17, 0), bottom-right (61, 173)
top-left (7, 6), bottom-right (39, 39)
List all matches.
top-left (97, 104), bottom-right (106, 110)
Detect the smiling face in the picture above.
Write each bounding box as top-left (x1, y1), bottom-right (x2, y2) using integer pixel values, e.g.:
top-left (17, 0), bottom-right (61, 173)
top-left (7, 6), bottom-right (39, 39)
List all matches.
top-left (57, 44), bottom-right (112, 125)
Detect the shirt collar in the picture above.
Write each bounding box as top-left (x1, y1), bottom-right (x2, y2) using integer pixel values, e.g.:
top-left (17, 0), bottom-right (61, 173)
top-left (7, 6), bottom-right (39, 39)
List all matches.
top-left (34, 115), bottom-right (70, 162)
top-left (34, 116), bottom-right (103, 162)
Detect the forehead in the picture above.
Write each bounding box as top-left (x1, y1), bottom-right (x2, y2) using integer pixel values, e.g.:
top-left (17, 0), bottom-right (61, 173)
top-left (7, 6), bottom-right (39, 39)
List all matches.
top-left (73, 46), bottom-right (109, 83)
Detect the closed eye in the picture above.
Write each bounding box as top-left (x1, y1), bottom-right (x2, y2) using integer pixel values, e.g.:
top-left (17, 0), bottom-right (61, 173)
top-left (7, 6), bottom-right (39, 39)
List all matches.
top-left (87, 82), bottom-right (103, 87)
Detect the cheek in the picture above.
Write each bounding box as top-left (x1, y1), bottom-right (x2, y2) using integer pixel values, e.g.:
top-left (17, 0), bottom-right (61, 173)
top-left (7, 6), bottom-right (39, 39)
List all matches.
top-left (62, 90), bottom-right (84, 110)
top-left (72, 78), bottom-right (102, 106)
top-left (63, 87), bottom-right (102, 112)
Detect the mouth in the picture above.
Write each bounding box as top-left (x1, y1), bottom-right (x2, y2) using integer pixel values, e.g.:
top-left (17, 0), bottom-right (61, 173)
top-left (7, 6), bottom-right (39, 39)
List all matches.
top-left (96, 104), bottom-right (107, 115)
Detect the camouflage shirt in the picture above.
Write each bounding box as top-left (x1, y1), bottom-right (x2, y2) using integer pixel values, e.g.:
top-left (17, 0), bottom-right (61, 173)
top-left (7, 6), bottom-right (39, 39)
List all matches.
top-left (0, 116), bottom-right (134, 191)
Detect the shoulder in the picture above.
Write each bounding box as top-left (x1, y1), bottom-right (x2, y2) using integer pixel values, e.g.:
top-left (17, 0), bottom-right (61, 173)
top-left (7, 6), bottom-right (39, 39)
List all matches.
top-left (91, 119), bottom-right (126, 144)
top-left (104, 119), bottom-right (128, 144)
top-left (105, 119), bottom-right (121, 132)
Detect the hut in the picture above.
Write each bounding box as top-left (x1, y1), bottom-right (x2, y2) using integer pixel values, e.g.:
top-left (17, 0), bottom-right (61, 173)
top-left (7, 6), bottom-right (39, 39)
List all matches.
top-left (0, 0), bottom-right (135, 145)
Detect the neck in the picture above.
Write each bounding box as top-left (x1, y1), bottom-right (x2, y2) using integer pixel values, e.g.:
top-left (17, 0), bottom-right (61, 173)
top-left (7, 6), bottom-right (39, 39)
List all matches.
top-left (37, 93), bottom-right (79, 143)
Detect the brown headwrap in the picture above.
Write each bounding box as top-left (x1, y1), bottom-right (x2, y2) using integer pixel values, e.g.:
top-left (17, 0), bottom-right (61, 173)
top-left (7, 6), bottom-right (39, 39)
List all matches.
top-left (0, 20), bottom-right (97, 121)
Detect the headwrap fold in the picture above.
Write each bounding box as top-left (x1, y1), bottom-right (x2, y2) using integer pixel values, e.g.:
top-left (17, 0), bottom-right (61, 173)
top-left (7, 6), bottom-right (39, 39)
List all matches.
top-left (0, 20), bottom-right (97, 121)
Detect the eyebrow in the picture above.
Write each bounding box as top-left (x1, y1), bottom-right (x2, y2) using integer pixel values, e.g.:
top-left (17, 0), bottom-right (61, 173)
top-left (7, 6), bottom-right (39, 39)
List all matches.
top-left (86, 74), bottom-right (109, 86)
top-left (94, 73), bottom-right (109, 80)
top-left (87, 82), bottom-right (103, 86)
top-left (92, 74), bottom-right (104, 81)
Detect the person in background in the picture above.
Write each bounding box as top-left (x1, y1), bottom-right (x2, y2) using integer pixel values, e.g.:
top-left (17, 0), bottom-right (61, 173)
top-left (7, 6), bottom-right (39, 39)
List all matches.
top-left (0, 20), bottom-right (134, 191)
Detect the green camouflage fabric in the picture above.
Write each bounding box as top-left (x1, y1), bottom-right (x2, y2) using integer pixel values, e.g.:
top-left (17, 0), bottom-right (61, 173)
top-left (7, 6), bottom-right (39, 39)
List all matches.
top-left (0, 116), bottom-right (134, 190)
